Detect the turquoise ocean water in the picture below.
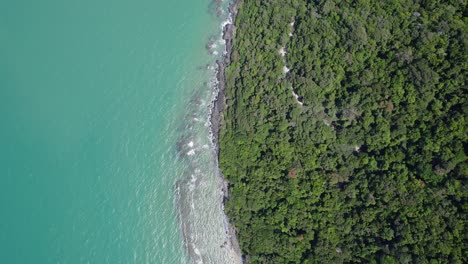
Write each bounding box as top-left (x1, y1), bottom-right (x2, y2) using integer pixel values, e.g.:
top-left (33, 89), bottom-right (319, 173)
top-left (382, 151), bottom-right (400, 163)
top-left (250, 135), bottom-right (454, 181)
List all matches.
top-left (0, 0), bottom-right (235, 263)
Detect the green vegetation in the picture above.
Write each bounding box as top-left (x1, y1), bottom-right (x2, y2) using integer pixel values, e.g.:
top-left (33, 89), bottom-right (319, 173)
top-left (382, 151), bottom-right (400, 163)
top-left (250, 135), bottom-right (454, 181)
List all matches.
top-left (219, 0), bottom-right (467, 263)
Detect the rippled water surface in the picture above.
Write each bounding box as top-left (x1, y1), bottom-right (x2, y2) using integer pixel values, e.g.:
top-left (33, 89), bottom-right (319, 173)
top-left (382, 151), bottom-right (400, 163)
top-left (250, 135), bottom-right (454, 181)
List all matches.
top-left (0, 0), bottom-right (232, 262)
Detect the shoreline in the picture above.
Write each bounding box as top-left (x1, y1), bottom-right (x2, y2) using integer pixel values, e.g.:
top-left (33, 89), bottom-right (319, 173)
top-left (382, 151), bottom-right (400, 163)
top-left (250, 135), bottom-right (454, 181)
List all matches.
top-left (210, 0), bottom-right (238, 157)
top-left (174, 0), bottom-right (243, 263)
top-left (209, 0), bottom-right (243, 262)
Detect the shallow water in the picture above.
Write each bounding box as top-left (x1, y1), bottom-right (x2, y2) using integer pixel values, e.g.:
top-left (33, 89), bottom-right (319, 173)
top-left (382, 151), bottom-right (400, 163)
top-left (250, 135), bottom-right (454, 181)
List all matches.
top-left (0, 0), bottom-right (232, 263)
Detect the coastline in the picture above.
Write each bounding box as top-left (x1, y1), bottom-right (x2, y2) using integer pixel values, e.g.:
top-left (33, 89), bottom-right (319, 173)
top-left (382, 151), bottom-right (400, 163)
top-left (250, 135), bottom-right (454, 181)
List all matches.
top-left (209, 0), bottom-right (243, 262)
top-left (174, 0), bottom-right (243, 263)
top-left (210, 0), bottom-right (239, 156)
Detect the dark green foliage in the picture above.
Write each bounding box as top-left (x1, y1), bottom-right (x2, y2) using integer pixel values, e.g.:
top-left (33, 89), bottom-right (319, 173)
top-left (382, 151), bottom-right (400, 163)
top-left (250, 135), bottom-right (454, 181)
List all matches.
top-left (219, 0), bottom-right (467, 263)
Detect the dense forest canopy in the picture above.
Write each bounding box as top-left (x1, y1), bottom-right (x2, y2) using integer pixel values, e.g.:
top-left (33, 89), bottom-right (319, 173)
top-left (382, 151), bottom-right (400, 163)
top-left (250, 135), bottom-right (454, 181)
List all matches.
top-left (219, 0), bottom-right (467, 263)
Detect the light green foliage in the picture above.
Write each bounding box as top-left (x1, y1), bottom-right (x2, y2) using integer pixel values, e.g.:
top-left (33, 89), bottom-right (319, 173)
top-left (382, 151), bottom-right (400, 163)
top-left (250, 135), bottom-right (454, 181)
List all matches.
top-left (220, 0), bottom-right (467, 263)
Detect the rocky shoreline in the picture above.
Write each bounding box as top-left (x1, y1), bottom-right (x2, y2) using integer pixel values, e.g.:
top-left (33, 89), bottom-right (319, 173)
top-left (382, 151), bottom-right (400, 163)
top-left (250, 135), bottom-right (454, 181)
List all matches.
top-left (209, 0), bottom-right (243, 262)
top-left (175, 0), bottom-right (243, 263)
top-left (210, 0), bottom-right (239, 157)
